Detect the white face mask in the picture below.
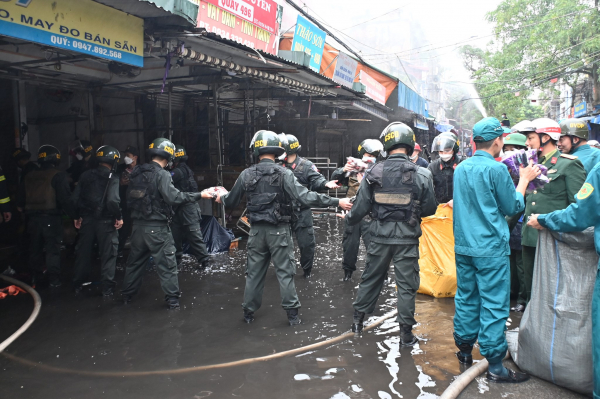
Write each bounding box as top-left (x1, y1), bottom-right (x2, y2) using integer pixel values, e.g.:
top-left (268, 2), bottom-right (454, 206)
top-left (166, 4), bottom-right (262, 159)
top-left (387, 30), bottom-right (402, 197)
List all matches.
top-left (362, 156), bottom-right (376, 163)
top-left (75, 153), bottom-right (83, 161)
top-left (124, 156), bottom-right (134, 165)
top-left (439, 153), bottom-right (453, 162)
top-left (410, 154), bottom-right (418, 161)
top-left (278, 152), bottom-right (287, 161)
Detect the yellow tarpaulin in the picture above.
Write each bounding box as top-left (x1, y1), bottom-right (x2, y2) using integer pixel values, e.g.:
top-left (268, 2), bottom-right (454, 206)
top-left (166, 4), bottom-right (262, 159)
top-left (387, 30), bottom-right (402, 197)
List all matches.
top-left (418, 205), bottom-right (456, 298)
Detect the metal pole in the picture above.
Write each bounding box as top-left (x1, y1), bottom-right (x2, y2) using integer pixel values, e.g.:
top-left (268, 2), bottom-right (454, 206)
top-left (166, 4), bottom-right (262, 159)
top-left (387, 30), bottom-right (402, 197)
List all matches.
top-left (213, 84), bottom-right (226, 227)
top-left (168, 84), bottom-right (173, 140)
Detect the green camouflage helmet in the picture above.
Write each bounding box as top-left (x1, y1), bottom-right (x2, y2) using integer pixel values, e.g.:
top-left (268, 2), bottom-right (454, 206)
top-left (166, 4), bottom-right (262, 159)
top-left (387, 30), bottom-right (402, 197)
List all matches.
top-left (503, 133), bottom-right (527, 149)
top-left (147, 137), bottom-right (176, 162)
top-left (95, 145), bottom-right (121, 165)
top-left (174, 144), bottom-right (188, 161)
top-left (380, 122), bottom-right (416, 155)
top-left (357, 139), bottom-right (384, 158)
top-left (250, 130), bottom-right (285, 157)
top-left (560, 118), bottom-right (589, 140)
top-left (284, 134), bottom-right (301, 155)
top-left (37, 144), bottom-right (61, 164)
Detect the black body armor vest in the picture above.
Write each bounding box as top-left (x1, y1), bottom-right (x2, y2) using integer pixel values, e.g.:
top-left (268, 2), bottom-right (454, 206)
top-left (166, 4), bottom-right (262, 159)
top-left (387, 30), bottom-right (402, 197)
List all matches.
top-left (430, 156), bottom-right (461, 204)
top-left (174, 162), bottom-right (198, 193)
top-left (244, 163), bottom-right (292, 225)
top-left (78, 168), bottom-right (110, 218)
top-left (366, 158), bottom-right (421, 226)
top-left (127, 164), bottom-right (173, 219)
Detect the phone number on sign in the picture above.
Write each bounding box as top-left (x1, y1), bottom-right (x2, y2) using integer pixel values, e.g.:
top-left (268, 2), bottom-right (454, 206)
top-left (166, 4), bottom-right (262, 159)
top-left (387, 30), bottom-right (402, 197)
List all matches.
top-left (50, 36), bottom-right (123, 59)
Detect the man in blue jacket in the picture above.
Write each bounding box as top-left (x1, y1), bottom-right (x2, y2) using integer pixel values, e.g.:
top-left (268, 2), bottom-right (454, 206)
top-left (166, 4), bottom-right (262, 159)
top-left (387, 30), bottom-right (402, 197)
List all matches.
top-left (452, 117), bottom-right (540, 383)
top-left (528, 163), bottom-right (600, 399)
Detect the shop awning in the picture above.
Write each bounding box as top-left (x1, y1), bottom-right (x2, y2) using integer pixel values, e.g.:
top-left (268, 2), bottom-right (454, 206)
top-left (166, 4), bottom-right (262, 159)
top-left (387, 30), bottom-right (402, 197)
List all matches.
top-left (95, 0), bottom-right (199, 26)
top-left (398, 81), bottom-right (428, 118)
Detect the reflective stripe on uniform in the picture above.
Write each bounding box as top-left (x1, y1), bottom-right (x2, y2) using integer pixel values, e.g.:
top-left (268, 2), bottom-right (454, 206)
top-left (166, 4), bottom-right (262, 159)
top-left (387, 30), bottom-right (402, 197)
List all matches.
top-left (0, 175), bottom-right (5, 181)
top-left (0, 197), bottom-right (9, 204)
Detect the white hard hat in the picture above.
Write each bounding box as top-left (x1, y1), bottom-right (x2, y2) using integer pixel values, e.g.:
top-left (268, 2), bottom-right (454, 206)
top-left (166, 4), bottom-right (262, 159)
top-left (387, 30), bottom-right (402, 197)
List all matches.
top-left (532, 118), bottom-right (561, 141)
top-left (511, 120), bottom-right (536, 133)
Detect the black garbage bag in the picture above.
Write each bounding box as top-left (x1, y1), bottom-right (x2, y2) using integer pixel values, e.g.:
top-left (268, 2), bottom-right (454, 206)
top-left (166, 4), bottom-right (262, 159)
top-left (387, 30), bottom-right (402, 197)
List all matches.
top-left (200, 215), bottom-right (235, 254)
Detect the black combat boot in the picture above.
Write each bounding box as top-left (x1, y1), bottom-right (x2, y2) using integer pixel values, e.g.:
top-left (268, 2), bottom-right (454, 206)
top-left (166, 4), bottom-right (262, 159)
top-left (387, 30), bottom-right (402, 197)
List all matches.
top-left (352, 310), bottom-right (365, 333)
top-left (343, 270), bottom-right (353, 281)
top-left (303, 268), bottom-right (312, 279)
top-left (286, 308), bottom-right (301, 326)
top-left (400, 324), bottom-right (418, 346)
top-left (122, 294), bottom-right (133, 305)
top-left (167, 297), bottom-right (180, 310)
top-left (455, 342), bottom-right (473, 365)
top-left (201, 260), bottom-right (209, 269)
top-left (243, 309), bottom-right (255, 323)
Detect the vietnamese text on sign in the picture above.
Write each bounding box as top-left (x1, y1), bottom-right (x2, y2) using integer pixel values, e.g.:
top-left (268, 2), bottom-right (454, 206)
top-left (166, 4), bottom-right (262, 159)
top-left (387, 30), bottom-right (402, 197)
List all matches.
top-left (332, 51), bottom-right (358, 88)
top-left (204, 0), bottom-right (277, 34)
top-left (291, 14), bottom-right (326, 73)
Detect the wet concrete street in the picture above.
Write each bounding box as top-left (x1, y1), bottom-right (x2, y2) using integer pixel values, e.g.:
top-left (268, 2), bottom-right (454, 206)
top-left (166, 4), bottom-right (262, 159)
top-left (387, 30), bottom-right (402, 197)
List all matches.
top-left (0, 216), bottom-right (588, 398)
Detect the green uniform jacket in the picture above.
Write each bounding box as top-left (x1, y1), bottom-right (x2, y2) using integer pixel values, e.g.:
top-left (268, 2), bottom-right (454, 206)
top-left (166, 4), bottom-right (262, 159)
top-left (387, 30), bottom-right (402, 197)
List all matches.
top-left (331, 167), bottom-right (360, 198)
top-left (572, 144), bottom-right (600, 174)
top-left (72, 166), bottom-right (121, 220)
top-left (130, 162), bottom-right (202, 223)
top-left (221, 158), bottom-right (339, 212)
top-left (346, 154), bottom-right (437, 245)
top-left (17, 164), bottom-right (75, 218)
top-left (521, 150), bottom-right (586, 247)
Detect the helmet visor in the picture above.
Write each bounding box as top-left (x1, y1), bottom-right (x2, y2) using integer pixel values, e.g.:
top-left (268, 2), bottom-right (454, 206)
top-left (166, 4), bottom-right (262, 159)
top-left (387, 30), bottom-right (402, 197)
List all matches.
top-left (432, 136), bottom-right (457, 152)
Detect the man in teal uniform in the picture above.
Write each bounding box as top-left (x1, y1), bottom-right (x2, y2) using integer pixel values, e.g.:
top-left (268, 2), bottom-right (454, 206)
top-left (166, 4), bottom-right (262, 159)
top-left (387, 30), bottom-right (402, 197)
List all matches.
top-left (453, 117), bottom-right (540, 383)
top-left (558, 118), bottom-right (600, 173)
top-left (528, 164), bottom-right (600, 399)
top-left (217, 131), bottom-right (352, 325)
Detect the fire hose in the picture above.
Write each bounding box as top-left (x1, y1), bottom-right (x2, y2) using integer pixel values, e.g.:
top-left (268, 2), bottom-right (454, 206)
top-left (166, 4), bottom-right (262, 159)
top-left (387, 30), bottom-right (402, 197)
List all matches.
top-left (0, 275), bottom-right (41, 353)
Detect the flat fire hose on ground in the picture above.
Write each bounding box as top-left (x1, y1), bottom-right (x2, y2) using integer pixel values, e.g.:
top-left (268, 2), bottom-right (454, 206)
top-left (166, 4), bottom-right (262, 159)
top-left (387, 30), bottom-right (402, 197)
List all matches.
top-left (0, 275), bottom-right (41, 353)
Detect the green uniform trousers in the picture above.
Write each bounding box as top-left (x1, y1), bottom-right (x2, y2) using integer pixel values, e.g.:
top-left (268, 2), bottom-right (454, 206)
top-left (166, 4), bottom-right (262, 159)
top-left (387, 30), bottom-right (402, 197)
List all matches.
top-left (353, 242), bottom-right (419, 326)
top-left (73, 217), bottom-right (118, 293)
top-left (522, 245), bottom-right (536, 304)
top-left (593, 268), bottom-right (600, 399)
top-left (121, 223), bottom-right (180, 300)
top-left (291, 208), bottom-right (315, 272)
top-left (243, 223), bottom-right (300, 312)
top-left (453, 254), bottom-right (510, 364)
top-left (509, 249), bottom-right (526, 305)
top-left (342, 217), bottom-right (372, 272)
top-left (28, 214), bottom-right (63, 284)
top-left (172, 221), bottom-right (209, 264)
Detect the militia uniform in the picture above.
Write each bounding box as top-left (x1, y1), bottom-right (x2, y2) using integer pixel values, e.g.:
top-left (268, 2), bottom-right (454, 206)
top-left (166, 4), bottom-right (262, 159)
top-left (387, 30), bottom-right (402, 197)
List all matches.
top-left (349, 123), bottom-right (436, 345)
top-left (221, 131), bottom-right (342, 325)
top-left (72, 146), bottom-right (122, 295)
top-left (19, 145), bottom-right (74, 287)
top-left (331, 139), bottom-right (383, 280)
top-left (121, 138), bottom-right (204, 309)
top-left (560, 118), bottom-right (600, 173)
top-left (427, 132), bottom-right (463, 204)
top-left (536, 162), bottom-right (600, 399)
top-left (283, 134), bottom-right (332, 278)
top-left (12, 148), bottom-right (39, 183)
top-left (0, 166), bottom-right (10, 216)
top-left (521, 149), bottom-right (585, 303)
top-left (170, 145), bottom-right (209, 267)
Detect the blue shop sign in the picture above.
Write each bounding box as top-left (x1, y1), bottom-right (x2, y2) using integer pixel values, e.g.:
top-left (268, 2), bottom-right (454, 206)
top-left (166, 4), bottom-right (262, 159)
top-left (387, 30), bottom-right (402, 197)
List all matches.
top-left (574, 101), bottom-right (587, 117)
top-left (291, 14), bottom-right (326, 73)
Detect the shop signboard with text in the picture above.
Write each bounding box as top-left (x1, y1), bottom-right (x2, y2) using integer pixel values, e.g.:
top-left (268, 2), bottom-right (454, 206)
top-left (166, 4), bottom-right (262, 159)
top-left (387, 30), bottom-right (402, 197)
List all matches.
top-left (291, 14), bottom-right (326, 73)
top-left (204, 0), bottom-right (277, 34)
top-left (359, 70), bottom-right (386, 105)
top-left (332, 51), bottom-right (358, 89)
top-left (0, 0), bottom-right (143, 67)
top-left (197, 1), bottom-right (277, 54)
top-left (574, 101), bottom-right (587, 117)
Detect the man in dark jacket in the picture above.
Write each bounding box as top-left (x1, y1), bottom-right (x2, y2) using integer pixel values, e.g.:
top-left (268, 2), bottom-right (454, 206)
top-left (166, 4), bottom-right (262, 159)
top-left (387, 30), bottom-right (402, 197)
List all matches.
top-left (18, 145), bottom-right (74, 287)
top-left (170, 144), bottom-right (209, 268)
top-left (411, 143), bottom-right (429, 167)
top-left (121, 138), bottom-right (212, 309)
top-left (72, 146), bottom-right (123, 296)
top-left (283, 134), bottom-right (341, 278)
top-left (348, 122), bottom-right (437, 345)
top-left (331, 139), bottom-right (383, 281)
top-left (217, 131), bottom-right (352, 325)
top-left (427, 132), bottom-right (463, 205)
top-left (12, 147), bottom-right (39, 183)
top-left (67, 139), bottom-right (94, 187)
top-left (116, 145), bottom-right (139, 256)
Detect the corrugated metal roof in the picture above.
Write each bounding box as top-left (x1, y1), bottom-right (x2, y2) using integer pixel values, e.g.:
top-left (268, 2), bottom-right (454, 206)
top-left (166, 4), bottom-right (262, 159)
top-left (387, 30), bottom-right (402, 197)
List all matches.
top-left (93, 0), bottom-right (198, 26)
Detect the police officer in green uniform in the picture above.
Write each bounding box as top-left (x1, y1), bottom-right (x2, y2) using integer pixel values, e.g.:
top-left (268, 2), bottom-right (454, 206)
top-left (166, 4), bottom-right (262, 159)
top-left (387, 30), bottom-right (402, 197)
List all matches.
top-left (427, 132), bottom-right (463, 204)
top-left (71, 146), bottom-right (123, 296)
top-left (283, 134), bottom-right (341, 278)
top-left (331, 139), bottom-right (383, 281)
top-left (521, 118), bottom-right (586, 305)
top-left (18, 145), bottom-right (74, 287)
top-left (528, 163), bottom-right (600, 399)
top-left (558, 118), bottom-right (600, 173)
top-left (348, 122), bottom-right (437, 345)
top-left (217, 131), bottom-right (352, 325)
top-left (170, 144), bottom-right (210, 268)
top-left (121, 138), bottom-right (210, 309)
